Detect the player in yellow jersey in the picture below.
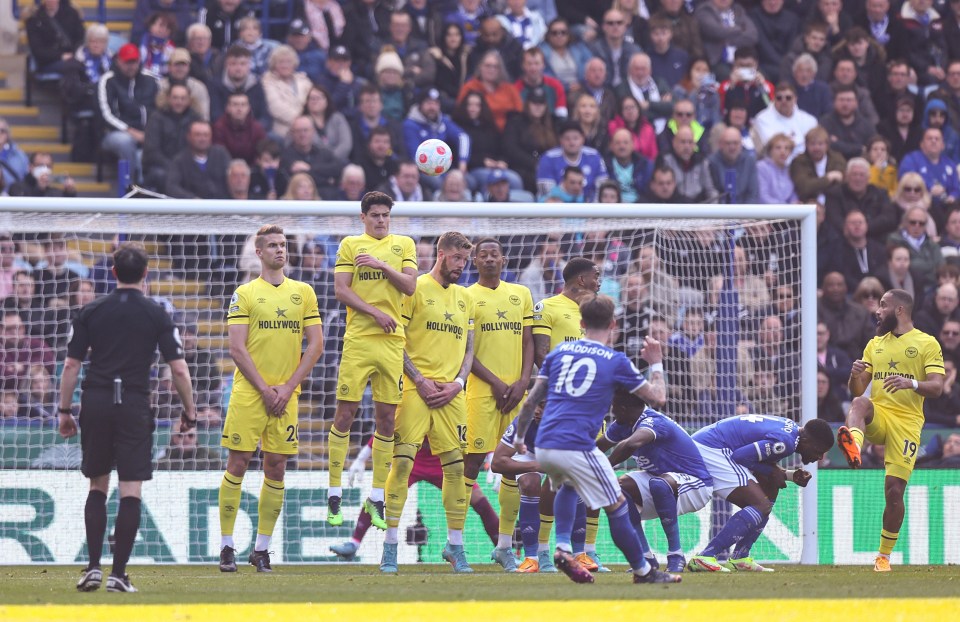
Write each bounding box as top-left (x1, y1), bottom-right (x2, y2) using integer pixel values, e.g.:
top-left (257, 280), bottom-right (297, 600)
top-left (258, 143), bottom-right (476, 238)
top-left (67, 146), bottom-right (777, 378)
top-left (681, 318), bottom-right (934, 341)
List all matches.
top-left (839, 288), bottom-right (944, 572)
top-left (326, 191), bottom-right (418, 529)
top-left (530, 257), bottom-right (601, 573)
top-left (465, 238), bottom-right (535, 573)
top-left (218, 225), bottom-right (324, 573)
top-left (380, 232), bottom-right (476, 574)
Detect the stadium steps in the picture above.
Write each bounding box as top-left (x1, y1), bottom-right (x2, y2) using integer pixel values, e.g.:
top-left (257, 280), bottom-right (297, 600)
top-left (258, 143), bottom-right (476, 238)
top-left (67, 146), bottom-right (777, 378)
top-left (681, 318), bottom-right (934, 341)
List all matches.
top-left (0, 88), bottom-right (23, 102)
top-left (197, 335), bottom-right (228, 351)
top-left (174, 297), bottom-right (223, 311)
top-left (217, 357), bottom-right (235, 375)
top-left (10, 125), bottom-right (58, 141)
top-left (196, 320), bottom-right (225, 336)
top-left (0, 105), bottom-right (40, 118)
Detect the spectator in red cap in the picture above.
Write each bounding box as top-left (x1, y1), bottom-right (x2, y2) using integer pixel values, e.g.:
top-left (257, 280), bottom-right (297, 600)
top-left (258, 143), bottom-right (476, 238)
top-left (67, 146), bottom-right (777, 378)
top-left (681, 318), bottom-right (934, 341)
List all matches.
top-left (97, 42), bottom-right (160, 182)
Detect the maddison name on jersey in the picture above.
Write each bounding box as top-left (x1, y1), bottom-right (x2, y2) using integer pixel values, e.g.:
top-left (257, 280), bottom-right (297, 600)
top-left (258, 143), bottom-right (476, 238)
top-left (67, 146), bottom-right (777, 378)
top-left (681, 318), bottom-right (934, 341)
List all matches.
top-left (556, 341), bottom-right (616, 359)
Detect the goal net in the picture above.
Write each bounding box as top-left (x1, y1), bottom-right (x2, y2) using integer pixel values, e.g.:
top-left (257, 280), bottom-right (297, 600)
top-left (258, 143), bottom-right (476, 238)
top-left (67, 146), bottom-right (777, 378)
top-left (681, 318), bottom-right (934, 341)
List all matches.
top-left (0, 198), bottom-right (824, 566)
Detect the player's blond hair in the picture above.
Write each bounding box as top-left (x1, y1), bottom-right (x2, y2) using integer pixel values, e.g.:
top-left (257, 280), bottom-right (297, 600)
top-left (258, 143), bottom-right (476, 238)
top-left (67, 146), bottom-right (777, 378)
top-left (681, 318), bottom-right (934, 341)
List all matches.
top-left (437, 231), bottom-right (473, 252)
top-left (255, 224), bottom-right (284, 248)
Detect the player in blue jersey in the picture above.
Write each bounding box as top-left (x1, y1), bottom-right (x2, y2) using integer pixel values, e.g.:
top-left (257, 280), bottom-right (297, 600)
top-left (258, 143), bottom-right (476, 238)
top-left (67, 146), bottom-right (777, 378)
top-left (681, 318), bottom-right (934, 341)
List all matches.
top-left (491, 412), bottom-right (542, 572)
top-left (686, 414), bottom-right (835, 572)
top-left (536, 121), bottom-right (608, 201)
top-left (598, 390), bottom-right (715, 573)
top-left (513, 294), bottom-right (681, 585)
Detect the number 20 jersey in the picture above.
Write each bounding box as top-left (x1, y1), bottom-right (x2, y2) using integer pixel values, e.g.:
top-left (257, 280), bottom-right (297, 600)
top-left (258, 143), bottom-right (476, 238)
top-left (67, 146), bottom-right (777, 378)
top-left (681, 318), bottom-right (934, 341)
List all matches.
top-left (536, 339), bottom-right (647, 452)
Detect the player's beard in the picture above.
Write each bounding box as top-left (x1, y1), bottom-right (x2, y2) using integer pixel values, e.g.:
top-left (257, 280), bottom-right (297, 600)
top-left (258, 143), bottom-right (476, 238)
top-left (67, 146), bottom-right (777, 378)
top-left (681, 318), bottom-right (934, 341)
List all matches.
top-left (439, 258), bottom-right (462, 285)
top-left (877, 312), bottom-right (897, 336)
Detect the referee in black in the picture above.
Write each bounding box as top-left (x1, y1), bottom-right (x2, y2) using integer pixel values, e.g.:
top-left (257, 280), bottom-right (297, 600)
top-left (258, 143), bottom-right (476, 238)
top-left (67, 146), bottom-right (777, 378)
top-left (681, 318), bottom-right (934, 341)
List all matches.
top-left (58, 243), bottom-right (197, 593)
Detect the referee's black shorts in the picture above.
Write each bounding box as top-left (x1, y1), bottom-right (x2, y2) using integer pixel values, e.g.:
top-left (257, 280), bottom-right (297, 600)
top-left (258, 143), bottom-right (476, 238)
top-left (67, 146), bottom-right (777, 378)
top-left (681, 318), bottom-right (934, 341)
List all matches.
top-left (79, 389), bottom-right (155, 481)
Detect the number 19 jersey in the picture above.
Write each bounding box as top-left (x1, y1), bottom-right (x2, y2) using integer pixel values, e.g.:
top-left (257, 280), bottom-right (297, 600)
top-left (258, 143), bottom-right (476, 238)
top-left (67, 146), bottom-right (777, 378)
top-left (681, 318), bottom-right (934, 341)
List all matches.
top-left (536, 339), bottom-right (647, 451)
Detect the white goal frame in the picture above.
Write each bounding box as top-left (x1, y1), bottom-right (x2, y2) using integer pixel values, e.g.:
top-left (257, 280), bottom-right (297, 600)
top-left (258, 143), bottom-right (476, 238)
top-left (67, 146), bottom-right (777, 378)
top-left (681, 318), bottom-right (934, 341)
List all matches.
top-left (0, 197), bottom-right (819, 565)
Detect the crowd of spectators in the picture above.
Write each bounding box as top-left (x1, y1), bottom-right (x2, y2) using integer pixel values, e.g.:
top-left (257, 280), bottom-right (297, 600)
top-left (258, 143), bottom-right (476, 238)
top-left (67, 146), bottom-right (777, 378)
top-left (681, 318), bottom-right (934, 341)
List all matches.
top-left (6, 0), bottom-right (960, 465)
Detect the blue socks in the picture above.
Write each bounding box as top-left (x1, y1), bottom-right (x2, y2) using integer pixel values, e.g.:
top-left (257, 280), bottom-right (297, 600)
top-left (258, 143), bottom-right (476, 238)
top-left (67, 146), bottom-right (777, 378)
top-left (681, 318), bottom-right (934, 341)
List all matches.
top-left (733, 512), bottom-right (770, 560)
top-left (625, 499), bottom-right (652, 556)
top-left (519, 495), bottom-right (540, 557)
top-left (702, 506), bottom-right (765, 557)
top-left (553, 484), bottom-right (579, 551)
top-left (649, 476), bottom-right (681, 553)
top-left (608, 501), bottom-right (648, 573)
top-left (571, 499), bottom-right (587, 554)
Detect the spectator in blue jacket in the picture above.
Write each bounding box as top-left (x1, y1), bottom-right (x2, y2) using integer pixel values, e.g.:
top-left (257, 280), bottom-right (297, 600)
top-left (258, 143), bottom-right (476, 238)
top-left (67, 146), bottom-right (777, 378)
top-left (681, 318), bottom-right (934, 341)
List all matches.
top-left (900, 127), bottom-right (960, 207)
top-left (605, 127), bottom-right (653, 203)
top-left (709, 125), bottom-right (759, 203)
top-left (0, 118), bottom-right (29, 189)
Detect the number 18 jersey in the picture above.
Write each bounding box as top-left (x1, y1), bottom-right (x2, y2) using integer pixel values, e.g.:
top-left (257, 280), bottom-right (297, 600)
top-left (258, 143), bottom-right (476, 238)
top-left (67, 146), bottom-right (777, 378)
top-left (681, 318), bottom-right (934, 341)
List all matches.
top-left (536, 339), bottom-right (647, 452)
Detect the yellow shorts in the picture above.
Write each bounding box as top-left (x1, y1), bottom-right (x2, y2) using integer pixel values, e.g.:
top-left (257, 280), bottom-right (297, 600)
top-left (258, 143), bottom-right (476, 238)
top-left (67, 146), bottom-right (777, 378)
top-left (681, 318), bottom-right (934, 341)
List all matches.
top-left (866, 407), bottom-right (922, 481)
top-left (466, 394), bottom-right (522, 454)
top-left (394, 389), bottom-right (466, 455)
top-left (336, 334), bottom-right (404, 404)
top-left (221, 389), bottom-right (300, 455)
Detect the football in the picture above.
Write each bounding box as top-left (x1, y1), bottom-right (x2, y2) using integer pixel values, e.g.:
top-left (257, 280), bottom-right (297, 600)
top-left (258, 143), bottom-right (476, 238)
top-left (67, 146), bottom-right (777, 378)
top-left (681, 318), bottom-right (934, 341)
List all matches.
top-left (415, 139), bottom-right (453, 176)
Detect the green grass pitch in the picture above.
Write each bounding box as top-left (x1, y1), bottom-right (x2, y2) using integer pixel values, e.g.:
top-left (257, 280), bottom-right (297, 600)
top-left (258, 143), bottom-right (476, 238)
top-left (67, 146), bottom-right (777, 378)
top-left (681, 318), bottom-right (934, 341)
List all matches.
top-left (3, 565), bottom-right (960, 605)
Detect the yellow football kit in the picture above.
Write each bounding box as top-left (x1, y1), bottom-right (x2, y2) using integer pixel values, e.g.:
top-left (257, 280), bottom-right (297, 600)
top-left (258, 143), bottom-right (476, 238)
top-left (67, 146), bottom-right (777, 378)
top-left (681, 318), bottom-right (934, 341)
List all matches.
top-left (395, 274), bottom-right (475, 454)
top-left (334, 233), bottom-right (417, 403)
top-left (862, 328), bottom-right (944, 480)
top-left (465, 281), bottom-right (534, 453)
top-left (532, 293), bottom-right (584, 351)
top-left (223, 277), bottom-right (321, 455)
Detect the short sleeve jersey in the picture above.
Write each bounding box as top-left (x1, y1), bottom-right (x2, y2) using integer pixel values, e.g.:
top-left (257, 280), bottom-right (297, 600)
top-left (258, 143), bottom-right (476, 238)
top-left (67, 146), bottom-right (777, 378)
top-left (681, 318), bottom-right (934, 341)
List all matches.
top-left (67, 288), bottom-right (184, 394)
top-left (532, 294), bottom-right (584, 351)
top-left (501, 415), bottom-right (540, 454)
top-left (466, 281), bottom-right (534, 398)
top-left (536, 339), bottom-right (647, 451)
top-left (605, 409), bottom-right (713, 484)
top-left (693, 415), bottom-right (800, 471)
top-left (861, 328), bottom-right (945, 427)
top-left (402, 273), bottom-right (475, 384)
top-left (226, 277), bottom-right (321, 391)
top-left (334, 233), bottom-right (417, 338)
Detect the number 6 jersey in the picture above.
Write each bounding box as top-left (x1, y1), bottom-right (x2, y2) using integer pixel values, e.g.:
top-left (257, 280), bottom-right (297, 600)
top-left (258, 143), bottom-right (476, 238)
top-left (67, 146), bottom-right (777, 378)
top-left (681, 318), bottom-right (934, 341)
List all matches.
top-left (535, 338), bottom-right (647, 451)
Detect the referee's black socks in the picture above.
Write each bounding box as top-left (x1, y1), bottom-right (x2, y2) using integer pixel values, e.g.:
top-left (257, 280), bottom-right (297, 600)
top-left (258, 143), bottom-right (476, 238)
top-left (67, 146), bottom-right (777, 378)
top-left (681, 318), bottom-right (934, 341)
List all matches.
top-left (84, 490), bottom-right (107, 568)
top-left (112, 497), bottom-right (142, 578)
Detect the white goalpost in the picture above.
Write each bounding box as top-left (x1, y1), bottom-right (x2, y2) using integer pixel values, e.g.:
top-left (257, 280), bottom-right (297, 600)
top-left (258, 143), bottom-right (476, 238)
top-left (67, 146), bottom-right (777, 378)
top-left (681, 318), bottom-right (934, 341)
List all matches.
top-left (0, 197), bottom-right (818, 566)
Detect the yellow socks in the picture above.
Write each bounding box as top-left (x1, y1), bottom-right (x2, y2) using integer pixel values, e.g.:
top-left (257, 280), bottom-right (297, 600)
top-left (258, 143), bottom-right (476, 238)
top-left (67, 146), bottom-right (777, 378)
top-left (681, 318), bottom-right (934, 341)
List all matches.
top-left (539, 513), bottom-right (554, 547)
top-left (257, 477), bottom-right (285, 537)
top-left (219, 473), bottom-right (243, 539)
top-left (879, 529), bottom-right (899, 556)
top-left (371, 432), bottom-right (395, 494)
top-left (851, 427), bottom-right (865, 450)
top-left (441, 451), bottom-right (467, 530)
top-left (327, 425), bottom-right (350, 488)
top-left (384, 443), bottom-right (416, 528)
top-left (498, 477), bottom-right (520, 538)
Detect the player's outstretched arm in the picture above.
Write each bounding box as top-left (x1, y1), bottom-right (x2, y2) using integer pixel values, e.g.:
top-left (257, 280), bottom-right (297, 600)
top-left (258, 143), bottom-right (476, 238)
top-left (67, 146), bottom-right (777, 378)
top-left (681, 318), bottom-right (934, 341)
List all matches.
top-left (270, 324), bottom-right (325, 416)
top-left (491, 441), bottom-right (541, 476)
top-left (57, 356), bottom-right (83, 438)
top-left (167, 358), bottom-right (198, 429)
top-left (229, 324), bottom-right (280, 413)
top-left (426, 330), bottom-right (475, 409)
top-left (848, 359), bottom-right (872, 397)
top-left (355, 254), bottom-right (417, 296)
top-left (334, 272), bottom-right (398, 333)
top-left (514, 377), bottom-right (548, 452)
top-left (635, 336), bottom-right (666, 407)
top-left (607, 427), bottom-right (656, 467)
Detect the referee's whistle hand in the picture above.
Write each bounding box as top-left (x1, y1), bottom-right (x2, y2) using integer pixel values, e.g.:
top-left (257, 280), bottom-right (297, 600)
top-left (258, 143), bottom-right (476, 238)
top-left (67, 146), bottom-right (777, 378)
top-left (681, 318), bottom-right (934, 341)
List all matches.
top-left (58, 413), bottom-right (78, 439)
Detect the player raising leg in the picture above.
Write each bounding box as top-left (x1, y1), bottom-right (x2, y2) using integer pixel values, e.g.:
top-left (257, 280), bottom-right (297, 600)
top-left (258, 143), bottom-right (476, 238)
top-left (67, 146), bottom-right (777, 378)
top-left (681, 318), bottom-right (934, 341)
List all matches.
top-left (838, 289), bottom-right (944, 571)
top-left (218, 226), bottom-right (324, 573)
top-left (326, 192), bottom-right (418, 529)
top-left (514, 294), bottom-right (680, 585)
top-left (464, 238), bottom-right (535, 572)
top-left (380, 232), bottom-right (476, 574)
